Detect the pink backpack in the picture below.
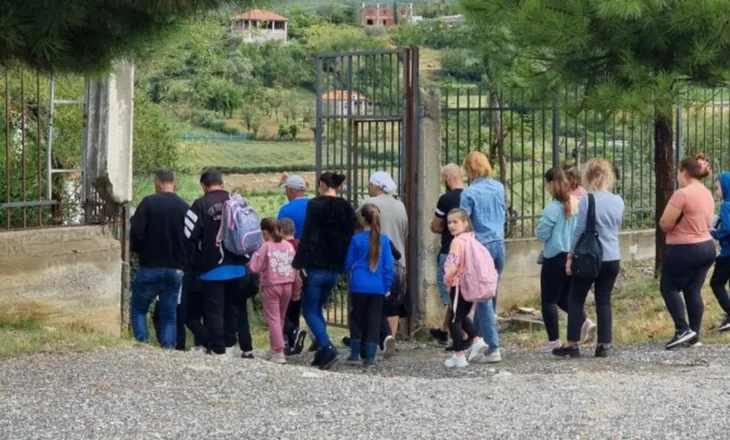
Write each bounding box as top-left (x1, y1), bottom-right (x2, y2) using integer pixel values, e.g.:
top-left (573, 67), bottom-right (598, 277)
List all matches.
top-left (455, 234), bottom-right (498, 303)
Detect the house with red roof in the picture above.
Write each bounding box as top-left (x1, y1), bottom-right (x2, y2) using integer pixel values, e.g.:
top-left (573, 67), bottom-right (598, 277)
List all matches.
top-left (230, 10), bottom-right (288, 43)
top-left (320, 90), bottom-right (369, 116)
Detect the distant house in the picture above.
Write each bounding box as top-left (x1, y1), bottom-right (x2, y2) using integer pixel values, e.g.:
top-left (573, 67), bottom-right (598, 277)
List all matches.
top-left (320, 91), bottom-right (368, 116)
top-left (361, 3), bottom-right (413, 27)
top-left (230, 10), bottom-right (288, 43)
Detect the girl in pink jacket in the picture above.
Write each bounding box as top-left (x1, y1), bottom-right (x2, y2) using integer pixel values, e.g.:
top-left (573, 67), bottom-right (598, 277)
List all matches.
top-left (248, 218), bottom-right (301, 364)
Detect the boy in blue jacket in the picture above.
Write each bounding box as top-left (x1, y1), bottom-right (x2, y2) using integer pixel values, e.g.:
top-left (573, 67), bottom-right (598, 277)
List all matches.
top-left (710, 172), bottom-right (730, 332)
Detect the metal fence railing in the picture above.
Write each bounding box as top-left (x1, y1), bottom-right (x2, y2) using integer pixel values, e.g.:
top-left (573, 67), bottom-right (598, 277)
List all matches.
top-left (441, 86), bottom-right (730, 239)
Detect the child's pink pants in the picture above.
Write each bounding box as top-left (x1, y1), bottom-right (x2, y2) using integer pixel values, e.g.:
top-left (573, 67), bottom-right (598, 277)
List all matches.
top-left (262, 283), bottom-right (293, 353)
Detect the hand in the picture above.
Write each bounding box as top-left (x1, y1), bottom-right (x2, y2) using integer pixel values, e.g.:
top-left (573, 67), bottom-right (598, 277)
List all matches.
top-left (565, 254), bottom-right (573, 276)
top-left (385, 291), bottom-right (391, 297)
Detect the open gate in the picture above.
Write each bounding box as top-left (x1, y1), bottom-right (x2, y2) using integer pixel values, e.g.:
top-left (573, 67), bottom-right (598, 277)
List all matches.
top-left (314, 47), bottom-right (420, 330)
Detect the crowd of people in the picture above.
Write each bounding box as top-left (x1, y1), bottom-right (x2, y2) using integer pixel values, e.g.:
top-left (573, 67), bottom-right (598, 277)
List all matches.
top-left (128, 150), bottom-right (730, 370)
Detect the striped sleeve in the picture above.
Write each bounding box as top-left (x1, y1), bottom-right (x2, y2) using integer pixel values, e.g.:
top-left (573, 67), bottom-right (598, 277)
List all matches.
top-left (184, 201), bottom-right (201, 242)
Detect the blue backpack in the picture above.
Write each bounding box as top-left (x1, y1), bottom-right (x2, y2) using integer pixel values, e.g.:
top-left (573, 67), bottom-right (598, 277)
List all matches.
top-left (215, 194), bottom-right (263, 257)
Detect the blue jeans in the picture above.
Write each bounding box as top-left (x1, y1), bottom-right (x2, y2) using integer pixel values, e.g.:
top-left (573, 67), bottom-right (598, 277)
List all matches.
top-left (473, 240), bottom-right (505, 352)
top-left (301, 269), bottom-right (339, 349)
top-left (437, 253), bottom-right (449, 305)
top-left (131, 268), bottom-right (183, 349)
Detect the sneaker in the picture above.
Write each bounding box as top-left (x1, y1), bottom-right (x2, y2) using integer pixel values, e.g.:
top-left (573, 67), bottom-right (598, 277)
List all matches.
top-left (580, 319), bottom-right (597, 345)
top-left (241, 351), bottom-right (254, 359)
top-left (293, 330), bottom-right (307, 355)
top-left (429, 328), bottom-right (449, 346)
top-left (482, 349), bottom-right (502, 363)
top-left (225, 346), bottom-right (235, 358)
top-left (271, 352), bottom-right (286, 364)
top-left (467, 338), bottom-right (488, 362)
top-left (444, 353), bottom-right (469, 368)
top-left (594, 344), bottom-right (611, 358)
top-left (189, 346), bottom-right (206, 355)
top-left (687, 336), bottom-right (703, 348)
top-left (719, 316), bottom-right (730, 332)
top-left (345, 355), bottom-right (362, 366)
top-left (342, 336), bottom-right (351, 347)
top-left (308, 340), bottom-right (319, 353)
top-left (539, 340), bottom-right (562, 353)
top-left (383, 336), bottom-right (396, 360)
top-left (665, 329), bottom-right (697, 350)
top-left (318, 346), bottom-right (339, 371)
top-left (552, 345), bottom-right (580, 358)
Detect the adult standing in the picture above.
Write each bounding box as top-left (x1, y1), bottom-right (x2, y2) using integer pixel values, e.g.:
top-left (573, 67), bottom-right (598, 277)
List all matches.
top-left (553, 159), bottom-right (624, 358)
top-left (459, 152), bottom-right (505, 363)
top-left (361, 171), bottom-right (409, 340)
top-left (428, 163), bottom-right (464, 346)
top-left (278, 174), bottom-right (311, 353)
top-left (293, 172), bottom-right (356, 369)
top-left (658, 153), bottom-right (715, 349)
top-left (130, 170), bottom-right (189, 349)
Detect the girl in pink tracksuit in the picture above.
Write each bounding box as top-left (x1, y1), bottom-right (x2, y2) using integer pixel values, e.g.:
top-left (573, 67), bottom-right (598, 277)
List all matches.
top-left (248, 218), bottom-right (301, 364)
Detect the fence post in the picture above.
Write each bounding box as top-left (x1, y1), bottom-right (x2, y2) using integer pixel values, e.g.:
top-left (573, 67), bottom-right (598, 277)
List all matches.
top-left (552, 99), bottom-right (560, 166)
top-left (674, 104), bottom-right (682, 189)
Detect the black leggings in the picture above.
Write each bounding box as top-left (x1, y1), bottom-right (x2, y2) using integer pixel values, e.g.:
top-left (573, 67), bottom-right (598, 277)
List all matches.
top-left (541, 252), bottom-right (585, 342)
top-left (660, 241), bottom-right (716, 335)
top-left (350, 293), bottom-right (384, 345)
top-left (448, 288), bottom-right (478, 352)
top-left (710, 256), bottom-right (730, 315)
top-left (568, 261), bottom-right (620, 344)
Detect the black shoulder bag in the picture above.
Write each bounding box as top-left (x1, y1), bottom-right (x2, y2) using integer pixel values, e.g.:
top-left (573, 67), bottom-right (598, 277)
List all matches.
top-left (572, 193), bottom-right (603, 280)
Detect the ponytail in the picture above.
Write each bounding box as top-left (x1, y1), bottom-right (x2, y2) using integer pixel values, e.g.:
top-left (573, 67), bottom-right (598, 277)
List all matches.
top-left (260, 217), bottom-right (284, 243)
top-left (359, 204), bottom-right (382, 272)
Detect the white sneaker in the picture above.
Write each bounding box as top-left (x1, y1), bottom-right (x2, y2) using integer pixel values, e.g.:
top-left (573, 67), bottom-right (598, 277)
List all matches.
top-left (581, 319), bottom-right (597, 345)
top-left (189, 346), bottom-right (206, 355)
top-left (467, 338), bottom-right (489, 362)
top-left (225, 346), bottom-right (235, 358)
top-left (383, 336), bottom-right (396, 359)
top-left (482, 349), bottom-right (502, 364)
top-left (271, 352), bottom-right (286, 364)
top-left (444, 354), bottom-right (468, 368)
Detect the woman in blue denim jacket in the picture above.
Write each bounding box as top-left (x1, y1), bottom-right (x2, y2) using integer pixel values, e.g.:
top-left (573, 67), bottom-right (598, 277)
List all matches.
top-left (459, 151), bottom-right (505, 363)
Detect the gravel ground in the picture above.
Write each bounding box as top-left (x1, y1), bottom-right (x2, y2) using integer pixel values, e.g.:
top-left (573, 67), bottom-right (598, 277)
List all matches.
top-left (2, 343), bottom-right (730, 439)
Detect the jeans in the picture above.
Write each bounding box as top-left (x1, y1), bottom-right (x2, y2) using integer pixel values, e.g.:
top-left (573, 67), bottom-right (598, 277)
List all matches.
top-left (131, 268), bottom-right (183, 349)
top-left (437, 253), bottom-right (449, 305)
top-left (262, 284), bottom-right (293, 353)
top-left (568, 261), bottom-right (620, 344)
top-left (710, 256), bottom-right (730, 315)
top-left (660, 241), bottom-right (716, 336)
top-left (301, 269), bottom-right (339, 349)
top-left (448, 288), bottom-right (478, 352)
top-left (473, 240), bottom-right (505, 352)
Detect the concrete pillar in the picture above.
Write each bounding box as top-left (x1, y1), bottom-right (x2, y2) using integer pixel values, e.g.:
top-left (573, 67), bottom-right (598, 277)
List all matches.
top-left (416, 88), bottom-right (443, 328)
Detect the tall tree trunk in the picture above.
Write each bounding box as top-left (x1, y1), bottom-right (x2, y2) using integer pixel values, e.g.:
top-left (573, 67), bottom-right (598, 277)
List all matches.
top-left (654, 111), bottom-right (675, 277)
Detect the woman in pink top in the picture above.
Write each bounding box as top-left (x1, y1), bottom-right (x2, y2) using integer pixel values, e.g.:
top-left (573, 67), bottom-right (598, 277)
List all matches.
top-left (248, 218), bottom-right (301, 364)
top-left (658, 153), bottom-right (716, 350)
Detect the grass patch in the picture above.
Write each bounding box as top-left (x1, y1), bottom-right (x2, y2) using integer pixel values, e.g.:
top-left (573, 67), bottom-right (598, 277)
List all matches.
top-left (181, 140), bottom-right (316, 173)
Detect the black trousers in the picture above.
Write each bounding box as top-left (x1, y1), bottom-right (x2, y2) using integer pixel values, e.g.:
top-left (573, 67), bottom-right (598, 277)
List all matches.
top-left (660, 241), bottom-right (716, 335)
top-left (201, 278), bottom-right (241, 354)
top-left (567, 261), bottom-right (620, 344)
top-left (284, 299), bottom-right (302, 346)
top-left (710, 256), bottom-right (730, 315)
top-left (448, 288), bottom-right (478, 352)
top-left (541, 252), bottom-right (585, 342)
top-left (350, 293), bottom-right (384, 345)
top-left (234, 290), bottom-right (253, 353)
top-left (175, 272), bottom-right (204, 350)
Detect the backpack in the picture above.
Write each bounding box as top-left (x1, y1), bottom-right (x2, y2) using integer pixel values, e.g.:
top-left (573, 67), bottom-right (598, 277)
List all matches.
top-left (571, 193), bottom-right (603, 279)
top-left (216, 193), bottom-right (263, 257)
top-left (455, 234), bottom-right (498, 303)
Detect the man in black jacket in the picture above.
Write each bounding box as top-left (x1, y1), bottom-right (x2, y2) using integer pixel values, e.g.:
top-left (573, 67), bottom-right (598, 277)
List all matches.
top-left (130, 170), bottom-right (189, 349)
top-left (184, 169), bottom-right (252, 357)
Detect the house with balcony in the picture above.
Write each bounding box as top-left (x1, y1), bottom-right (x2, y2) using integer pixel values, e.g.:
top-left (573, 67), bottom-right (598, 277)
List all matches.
top-left (361, 3), bottom-right (413, 27)
top-left (230, 10), bottom-right (288, 43)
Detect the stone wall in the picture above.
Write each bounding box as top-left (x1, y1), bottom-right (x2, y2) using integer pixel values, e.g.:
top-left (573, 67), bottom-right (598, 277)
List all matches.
top-left (0, 226), bottom-right (122, 335)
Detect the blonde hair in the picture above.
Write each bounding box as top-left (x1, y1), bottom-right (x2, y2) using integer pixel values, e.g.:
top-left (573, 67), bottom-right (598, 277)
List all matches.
top-left (463, 152), bottom-right (493, 180)
top-left (582, 159), bottom-right (616, 192)
top-left (447, 208), bottom-right (473, 232)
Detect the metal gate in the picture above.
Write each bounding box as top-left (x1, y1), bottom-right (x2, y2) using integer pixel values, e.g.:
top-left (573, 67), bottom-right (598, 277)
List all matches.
top-left (315, 47), bottom-right (420, 329)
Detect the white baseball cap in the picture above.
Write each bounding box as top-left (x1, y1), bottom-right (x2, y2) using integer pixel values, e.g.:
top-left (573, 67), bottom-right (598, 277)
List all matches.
top-left (281, 174), bottom-right (307, 191)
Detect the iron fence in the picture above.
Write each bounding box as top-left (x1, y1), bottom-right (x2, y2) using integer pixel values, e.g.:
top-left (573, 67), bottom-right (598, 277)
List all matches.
top-left (441, 86), bottom-right (730, 238)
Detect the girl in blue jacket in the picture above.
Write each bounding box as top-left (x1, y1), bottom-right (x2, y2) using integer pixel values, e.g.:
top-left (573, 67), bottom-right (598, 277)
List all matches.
top-left (345, 203), bottom-right (395, 367)
top-left (711, 172), bottom-right (730, 332)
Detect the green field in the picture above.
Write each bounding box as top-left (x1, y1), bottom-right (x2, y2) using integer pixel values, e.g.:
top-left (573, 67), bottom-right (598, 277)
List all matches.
top-left (181, 140), bottom-right (316, 173)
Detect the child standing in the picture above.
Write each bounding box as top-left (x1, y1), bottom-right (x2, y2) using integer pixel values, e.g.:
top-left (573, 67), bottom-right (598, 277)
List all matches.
top-left (280, 217), bottom-right (309, 355)
top-left (345, 204), bottom-right (394, 367)
top-left (443, 208), bottom-right (490, 368)
top-left (711, 172), bottom-right (730, 331)
top-left (248, 218), bottom-right (300, 364)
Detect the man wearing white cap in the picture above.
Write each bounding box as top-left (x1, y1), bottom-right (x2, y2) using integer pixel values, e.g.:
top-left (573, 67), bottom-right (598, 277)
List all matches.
top-left (361, 170), bottom-right (409, 343)
top-left (278, 174), bottom-right (309, 239)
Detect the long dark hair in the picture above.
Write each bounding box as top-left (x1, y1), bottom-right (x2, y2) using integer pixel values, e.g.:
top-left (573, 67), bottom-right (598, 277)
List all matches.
top-left (358, 204), bottom-right (382, 272)
top-left (545, 167), bottom-right (573, 218)
top-left (260, 217), bottom-right (283, 243)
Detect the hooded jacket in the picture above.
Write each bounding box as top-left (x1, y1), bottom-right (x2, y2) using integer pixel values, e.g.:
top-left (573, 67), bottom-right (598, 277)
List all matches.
top-left (711, 172), bottom-right (730, 257)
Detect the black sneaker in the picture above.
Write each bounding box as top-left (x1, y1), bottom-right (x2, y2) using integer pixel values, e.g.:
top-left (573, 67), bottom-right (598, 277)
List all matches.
top-left (552, 345), bottom-right (580, 358)
top-left (429, 328), bottom-right (449, 346)
top-left (342, 336), bottom-right (351, 347)
top-left (318, 346), bottom-right (339, 371)
top-left (308, 340), bottom-right (319, 353)
top-left (594, 344), bottom-right (611, 358)
top-left (293, 329), bottom-right (307, 355)
top-left (241, 351), bottom-right (254, 359)
top-left (720, 316), bottom-right (730, 332)
top-left (665, 329), bottom-right (697, 350)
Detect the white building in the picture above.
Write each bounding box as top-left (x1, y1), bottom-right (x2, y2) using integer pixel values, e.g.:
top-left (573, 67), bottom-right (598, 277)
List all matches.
top-left (230, 10), bottom-right (288, 43)
top-left (320, 91), bottom-right (368, 116)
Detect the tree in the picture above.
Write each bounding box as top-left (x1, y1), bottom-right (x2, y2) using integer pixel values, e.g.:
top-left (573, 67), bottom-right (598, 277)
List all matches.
top-left (205, 79), bottom-right (243, 118)
top-left (462, 0), bottom-right (730, 273)
top-left (0, 0), bottom-right (254, 74)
